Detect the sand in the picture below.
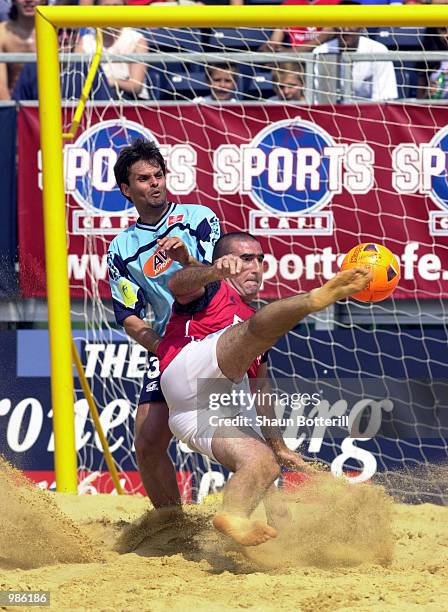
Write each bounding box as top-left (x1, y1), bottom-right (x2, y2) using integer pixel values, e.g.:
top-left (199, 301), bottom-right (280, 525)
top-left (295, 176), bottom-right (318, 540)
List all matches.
top-left (1, 461), bottom-right (447, 612)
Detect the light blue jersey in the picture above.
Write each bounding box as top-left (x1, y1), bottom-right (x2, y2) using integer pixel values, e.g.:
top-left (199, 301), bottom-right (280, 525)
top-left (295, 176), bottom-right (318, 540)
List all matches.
top-left (107, 202), bottom-right (221, 335)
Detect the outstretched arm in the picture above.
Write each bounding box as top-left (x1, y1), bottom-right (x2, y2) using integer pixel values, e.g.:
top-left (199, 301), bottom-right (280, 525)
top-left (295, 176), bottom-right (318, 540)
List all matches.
top-left (168, 254), bottom-right (242, 304)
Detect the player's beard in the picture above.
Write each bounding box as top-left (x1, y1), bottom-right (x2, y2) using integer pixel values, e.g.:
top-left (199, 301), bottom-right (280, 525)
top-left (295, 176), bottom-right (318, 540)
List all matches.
top-left (138, 197), bottom-right (168, 224)
top-left (147, 188), bottom-right (167, 208)
top-left (146, 187), bottom-right (168, 208)
top-left (149, 199), bottom-right (167, 209)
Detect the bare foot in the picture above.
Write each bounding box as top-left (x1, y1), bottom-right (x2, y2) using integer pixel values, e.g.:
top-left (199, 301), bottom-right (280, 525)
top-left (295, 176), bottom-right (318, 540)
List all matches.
top-left (310, 267), bottom-right (372, 311)
top-left (213, 513), bottom-right (277, 546)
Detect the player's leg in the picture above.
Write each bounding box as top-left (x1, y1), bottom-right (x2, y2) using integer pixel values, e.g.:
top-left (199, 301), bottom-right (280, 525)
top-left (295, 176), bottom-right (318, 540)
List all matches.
top-left (134, 401), bottom-right (181, 508)
top-left (211, 429), bottom-right (280, 546)
top-left (161, 339), bottom-right (282, 546)
top-left (217, 267), bottom-right (371, 382)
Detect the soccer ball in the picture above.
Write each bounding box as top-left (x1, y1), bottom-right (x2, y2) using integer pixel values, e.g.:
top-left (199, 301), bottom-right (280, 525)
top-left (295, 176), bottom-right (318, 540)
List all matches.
top-left (340, 243), bottom-right (400, 302)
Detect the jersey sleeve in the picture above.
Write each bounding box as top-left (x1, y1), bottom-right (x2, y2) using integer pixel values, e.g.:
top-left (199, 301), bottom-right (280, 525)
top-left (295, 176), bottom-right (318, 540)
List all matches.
top-left (173, 281), bottom-right (221, 315)
top-left (107, 247), bottom-right (147, 326)
top-left (193, 208), bottom-right (221, 263)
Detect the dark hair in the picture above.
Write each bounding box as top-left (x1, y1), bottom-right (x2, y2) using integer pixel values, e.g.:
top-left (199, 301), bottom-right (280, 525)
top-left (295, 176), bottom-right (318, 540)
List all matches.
top-left (205, 62), bottom-right (237, 82)
top-left (212, 232), bottom-right (260, 261)
top-left (114, 138), bottom-right (166, 198)
top-left (9, 0), bottom-right (48, 21)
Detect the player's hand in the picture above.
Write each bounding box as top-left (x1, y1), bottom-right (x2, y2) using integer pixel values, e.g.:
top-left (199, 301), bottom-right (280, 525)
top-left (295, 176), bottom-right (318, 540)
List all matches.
top-left (214, 254), bottom-right (242, 278)
top-left (157, 237), bottom-right (191, 266)
top-left (274, 448), bottom-right (317, 475)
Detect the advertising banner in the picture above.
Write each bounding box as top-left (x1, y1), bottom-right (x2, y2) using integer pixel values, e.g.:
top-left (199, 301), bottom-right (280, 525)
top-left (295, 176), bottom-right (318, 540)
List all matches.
top-left (17, 104), bottom-right (448, 299)
top-left (1, 329), bottom-right (447, 500)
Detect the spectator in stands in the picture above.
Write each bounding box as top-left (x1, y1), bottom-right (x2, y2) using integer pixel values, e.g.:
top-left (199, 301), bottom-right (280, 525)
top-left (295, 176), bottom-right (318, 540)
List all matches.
top-left (0, 0), bottom-right (45, 100)
top-left (417, 26), bottom-right (448, 99)
top-left (77, 0), bottom-right (149, 99)
top-left (194, 62), bottom-right (239, 102)
top-left (269, 62), bottom-right (305, 101)
top-left (259, 0), bottom-right (339, 54)
top-left (313, 1), bottom-right (398, 101)
top-left (427, 64), bottom-right (448, 99)
top-left (12, 25), bottom-right (113, 100)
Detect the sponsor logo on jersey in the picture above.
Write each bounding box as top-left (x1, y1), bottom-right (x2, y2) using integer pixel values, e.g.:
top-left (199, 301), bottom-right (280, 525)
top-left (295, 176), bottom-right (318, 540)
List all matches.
top-left (64, 119), bottom-right (157, 235)
top-left (146, 381), bottom-right (159, 393)
top-left (118, 278), bottom-right (138, 307)
top-left (143, 248), bottom-right (174, 278)
top-left (168, 214), bottom-right (185, 226)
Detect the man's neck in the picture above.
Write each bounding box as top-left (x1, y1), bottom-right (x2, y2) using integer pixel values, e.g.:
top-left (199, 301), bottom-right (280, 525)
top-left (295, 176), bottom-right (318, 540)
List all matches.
top-left (138, 201), bottom-right (170, 226)
top-left (15, 15), bottom-right (35, 35)
top-left (340, 36), bottom-right (360, 52)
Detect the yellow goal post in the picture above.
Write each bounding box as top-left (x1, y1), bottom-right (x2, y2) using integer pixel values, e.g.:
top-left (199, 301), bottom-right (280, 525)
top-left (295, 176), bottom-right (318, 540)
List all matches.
top-left (35, 5), bottom-right (448, 493)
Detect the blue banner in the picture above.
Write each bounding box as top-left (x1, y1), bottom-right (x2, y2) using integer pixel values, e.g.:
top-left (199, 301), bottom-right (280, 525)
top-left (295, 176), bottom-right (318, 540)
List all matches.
top-left (0, 329), bottom-right (446, 501)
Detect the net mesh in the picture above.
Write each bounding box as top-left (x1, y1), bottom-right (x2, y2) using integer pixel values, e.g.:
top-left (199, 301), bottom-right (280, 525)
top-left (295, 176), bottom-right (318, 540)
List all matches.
top-left (56, 22), bottom-right (448, 502)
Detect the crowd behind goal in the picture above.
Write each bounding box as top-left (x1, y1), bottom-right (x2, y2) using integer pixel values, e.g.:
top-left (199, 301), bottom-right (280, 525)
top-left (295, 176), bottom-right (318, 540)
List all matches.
top-left (2, 0), bottom-right (448, 103)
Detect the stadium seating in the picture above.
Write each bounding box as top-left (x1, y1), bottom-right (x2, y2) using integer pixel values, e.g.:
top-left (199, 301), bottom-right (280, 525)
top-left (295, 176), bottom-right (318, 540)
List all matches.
top-left (144, 28), bottom-right (205, 100)
top-left (145, 69), bottom-right (162, 101)
top-left (144, 28), bottom-right (204, 55)
top-left (159, 68), bottom-right (210, 100)
top-left (245, 70), bottom-right (275, 100)
top-left (394, 62), bottom-right (419, 99)
top-left (373, 27), bottom-right (423, 50)
top-left (205, 27), bottom-right (272, 52)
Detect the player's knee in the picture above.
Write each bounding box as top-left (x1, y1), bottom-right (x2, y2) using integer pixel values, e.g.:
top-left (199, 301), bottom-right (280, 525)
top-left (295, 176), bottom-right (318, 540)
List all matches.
top-left (247, 448), bottom-right (280, 483)
top-left (245, 321), bottom-right (265, 347)
top-left (263, 457), bottom-right (281, 483)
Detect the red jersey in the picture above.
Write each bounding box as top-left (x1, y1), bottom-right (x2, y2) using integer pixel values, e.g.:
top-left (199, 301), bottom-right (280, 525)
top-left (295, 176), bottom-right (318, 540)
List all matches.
top-left (157, 281), bottom-right (266, 378)
top-left (283, 0), bottom-right (340, 47)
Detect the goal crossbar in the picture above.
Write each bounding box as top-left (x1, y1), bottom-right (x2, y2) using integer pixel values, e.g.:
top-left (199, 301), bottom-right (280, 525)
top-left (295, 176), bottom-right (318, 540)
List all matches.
top-left (37, 5), bottom-right (448, 29)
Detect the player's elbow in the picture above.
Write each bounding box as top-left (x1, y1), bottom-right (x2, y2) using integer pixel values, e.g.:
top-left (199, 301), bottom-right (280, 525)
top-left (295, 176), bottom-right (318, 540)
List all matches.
top-left (123, 316), bottom-right (134, 335)
top-left (123, 314), bottom-right (141, 336)
top-left (168, 271), bottom-right (204, 304)
top-left (167, 277), bottom-right (188, 303)
top-left (167, 274), bottom-right (179, 295)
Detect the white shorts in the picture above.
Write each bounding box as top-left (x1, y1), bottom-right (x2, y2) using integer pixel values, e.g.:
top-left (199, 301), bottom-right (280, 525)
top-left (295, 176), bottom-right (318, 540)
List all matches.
top-left (160, 327), bottom-right (261, 461)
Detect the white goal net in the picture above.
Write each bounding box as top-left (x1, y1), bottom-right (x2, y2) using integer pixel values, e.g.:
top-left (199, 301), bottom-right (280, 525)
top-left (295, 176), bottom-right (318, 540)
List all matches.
top-left (19, 21), bottom-right (448, 502)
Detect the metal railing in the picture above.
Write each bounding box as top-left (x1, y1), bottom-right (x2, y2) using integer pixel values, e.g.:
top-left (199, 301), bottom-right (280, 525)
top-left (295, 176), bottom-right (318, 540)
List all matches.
top-left (2, 50), bottom-right (448, 103)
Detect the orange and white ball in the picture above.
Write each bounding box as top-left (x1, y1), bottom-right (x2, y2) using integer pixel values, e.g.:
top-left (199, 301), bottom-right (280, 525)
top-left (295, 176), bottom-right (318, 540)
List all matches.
top-left (341, 243), bottom-right (400, 302)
